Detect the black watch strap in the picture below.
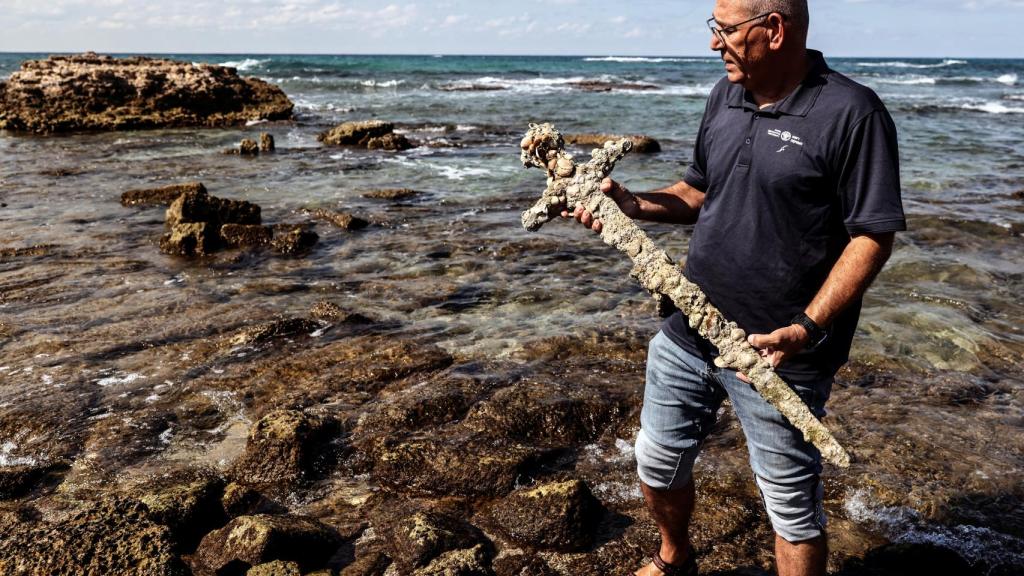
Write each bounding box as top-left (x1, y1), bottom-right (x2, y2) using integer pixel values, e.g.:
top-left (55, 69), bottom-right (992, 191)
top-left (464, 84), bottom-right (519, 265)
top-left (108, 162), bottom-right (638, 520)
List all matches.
top-left (791, 313), bottom-right (828, 351)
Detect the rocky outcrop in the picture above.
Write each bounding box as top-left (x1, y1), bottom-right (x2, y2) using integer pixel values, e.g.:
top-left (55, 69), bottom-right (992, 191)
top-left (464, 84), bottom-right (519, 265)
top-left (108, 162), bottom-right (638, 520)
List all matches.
top-left (0, 499), bottom-right (188, 575)
top-left (569, 80), bottom-right (660, 92)
top-left (165, 185), bottom-right (261, 229)
top-left (193, 514), bottom-right (342, 576)
top-left (480, 480), bottom-right (601, 552)
top-left (565, 133), bottom-right (661, 153)
top-left (0, 52), bottom-right (293, 133)
top-left (309, 208), bottom-right (370, 231)
top-left (121, 182), bottom-right (206, 207)
top-left (318, 120), bottom-right (414, 151)
top-left (229, 410), bottom-right (341, 489)
top-left (247, 560), bottom-right (301, 576)
top-left (270, 224), bottom-right (319, 255)
top-left (362, 188), bottom-right (421, 201)
top-left (221, 223), bottom-right (275, 249)
top-left (384, 509), bottom-right (489, 573)
top-left (132, 467), bottom-right (227, 551)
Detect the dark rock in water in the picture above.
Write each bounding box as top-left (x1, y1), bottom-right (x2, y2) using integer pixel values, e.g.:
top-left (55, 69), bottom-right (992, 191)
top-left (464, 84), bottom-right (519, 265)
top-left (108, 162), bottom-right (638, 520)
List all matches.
top-left (480, 479), bottom-right (601, 552)
top-left (160, 221), bottom-right (219, 256)
top-left (437, 83), bottom-right (506, 92)
top-left (193, 514), bottom-right (342, 576)
top-left (309, 300), bottom-right (374, 324)
top-left (270, 224), bottom-right (319, 255)
top-left (166, 185), bottom-right (262, 229)
top-left (367, 434), bottom-right (543, 497)
top-left (259, 133), bottom-right (275, 152)
top-left (0, 463), bottom-right (51, 499)
top-left (857, 542), bottom-right (978, 576)
top-left (365, 132), bottom-right (413, 151)
top-left (383, 509), bottom-right (489, 573)
top-left (492, 553), bottom-right (558, 576)
top-left (1012, 189), bottom-right (1024, 200)
top-left (569, 80), bottom-right (660, 92)
top-left (565, 133), bottom-right (661, 153)
top-left (0, 52), bottom-right (293, 133)
top-left (319, 120), bottom-right (395, 146)
top-left (310, 208), bottom-right (370, 231)
top-left (121, 181), bottom-right (206, 207)
top-left (229, 317), bottom-right (322, 347)
top-left (362, 188), bottom-right (421, 201)
top-left (0, 499), bottom-right (188, 575)
top-left (246, 560), bottom-right (301, 576)
top-left (415, 545), bottom-right (491, 576)
top-left (339, 549), bottom-right (392, 576)
top-left (222, 223), bottom-right (275, 248)
top-left (133, 467), bottom-right (227, 551)
top-left (355, 374), bottom-right (487, 434)
top-left (229, 410), bottom-right (341, 488)
top-left (240, 138), bottom-right (260, 156)
top-left (222, 482), bottom-right (285, 518)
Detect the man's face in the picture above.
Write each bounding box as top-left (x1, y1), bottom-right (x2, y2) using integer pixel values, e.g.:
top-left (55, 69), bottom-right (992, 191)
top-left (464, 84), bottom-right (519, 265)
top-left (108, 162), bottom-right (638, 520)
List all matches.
top-left (710, 0), bottom-right (771, 87)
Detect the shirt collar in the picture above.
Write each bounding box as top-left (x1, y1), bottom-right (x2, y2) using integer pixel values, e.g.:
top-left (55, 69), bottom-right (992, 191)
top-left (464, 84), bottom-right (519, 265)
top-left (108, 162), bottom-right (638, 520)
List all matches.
top-left (727, 49), bottom-right (830, 117)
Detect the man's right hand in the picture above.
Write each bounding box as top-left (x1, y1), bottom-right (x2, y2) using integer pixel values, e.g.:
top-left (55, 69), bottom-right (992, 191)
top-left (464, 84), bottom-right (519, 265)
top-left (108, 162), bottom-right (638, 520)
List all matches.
top-left (560, 177), bottom-right (640, 233)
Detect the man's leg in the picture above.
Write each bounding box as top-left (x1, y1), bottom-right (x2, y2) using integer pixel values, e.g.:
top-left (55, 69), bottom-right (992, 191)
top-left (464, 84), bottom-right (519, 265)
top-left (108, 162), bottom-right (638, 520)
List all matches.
top-left (716, 369), bottom-right (833, 576)
top-left (634, 332), bottom-right (724, 575)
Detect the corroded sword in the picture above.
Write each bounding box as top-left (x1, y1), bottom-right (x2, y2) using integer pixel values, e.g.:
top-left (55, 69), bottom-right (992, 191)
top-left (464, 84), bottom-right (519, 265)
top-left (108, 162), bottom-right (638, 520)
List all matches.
top-left (519, 122), bottom-right (851, 468)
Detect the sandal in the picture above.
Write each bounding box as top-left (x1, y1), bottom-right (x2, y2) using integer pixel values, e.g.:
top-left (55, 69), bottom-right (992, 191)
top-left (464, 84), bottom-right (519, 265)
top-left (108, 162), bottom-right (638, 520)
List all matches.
top-left (651, 548), bottom-right (698, 576)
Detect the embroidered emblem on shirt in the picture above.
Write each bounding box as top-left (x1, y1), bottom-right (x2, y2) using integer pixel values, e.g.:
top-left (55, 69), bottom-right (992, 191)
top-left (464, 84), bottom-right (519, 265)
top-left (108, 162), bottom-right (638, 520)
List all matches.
top-left (768, 129), bottom-right (804, 147)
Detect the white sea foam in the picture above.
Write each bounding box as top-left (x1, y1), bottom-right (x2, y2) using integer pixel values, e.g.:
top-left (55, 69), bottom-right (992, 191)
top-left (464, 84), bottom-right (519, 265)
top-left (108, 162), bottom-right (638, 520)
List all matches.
top-left (856, 59), bottom-right (967, 69)
top-left (96, 372), bottom-right (144, 387)
top-left (436, 165), bottom-right (493, 180)
top-left (0, 441), bottom-right (37, 467)
top-left (997, 73), bottom-right (1019, 86)
top-left (583, 56), bottom-right (715, 63)
top-left (359, 79), bottom-right (405, 88)
top-left (875, 76), bottom-right (938, 86)
top-left (961, 101), bottom-right (1024, 114)
top-left (218, 58), bottom-right (269, 71)
top-left (845, 489), bottom-right (1024, 569)
top-left (1006, 93), bottom-right (1024, 102)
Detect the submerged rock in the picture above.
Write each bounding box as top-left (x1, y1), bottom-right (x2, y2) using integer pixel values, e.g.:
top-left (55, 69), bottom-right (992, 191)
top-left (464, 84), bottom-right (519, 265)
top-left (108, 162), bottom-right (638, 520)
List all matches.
top-left (309, 208), bottom-right (370, 231)
top-left (193, 514), bottom-right (341, 576)
top-left (0, 499), bottom-right (187, 575)
top-left (362, 188), bottom-right (421, 201)
top-left (564, 133), bottom-right (661, 153)
top-left (229, 317), bottom-right (323, 347)
top-left (270, 224), bottom-right (319, 255)
top-left (385, 509), bottom-right (489, 573)
top-left (480, 479), bottom-right (601, 552)
top-left (0, 52), bottom-right (293, 133)
top-left (569, 80), bottom-right (660, 92)
top-left (133, 467), bottom-right (227, 551)
top-left (221, 223), bottom-right (275, 248)
top-left (309, 300), bottom-right (374, 324)
top-left (229, 409), bottom-right (341, 488)
top-left (121, 181), bottom-right (206, 207)
top-left (365, 132), bottom-right (413, 151)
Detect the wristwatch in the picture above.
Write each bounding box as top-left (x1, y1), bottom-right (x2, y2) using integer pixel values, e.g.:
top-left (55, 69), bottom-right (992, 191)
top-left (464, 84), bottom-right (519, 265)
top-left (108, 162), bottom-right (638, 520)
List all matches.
top-left (791, 313), bottom-right (829, 351)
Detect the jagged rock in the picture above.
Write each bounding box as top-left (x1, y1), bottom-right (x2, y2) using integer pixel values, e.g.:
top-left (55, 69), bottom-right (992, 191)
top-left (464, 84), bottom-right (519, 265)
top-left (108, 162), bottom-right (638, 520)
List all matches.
top-left (222, 482), bottom-right (284, 518)
top-left (564, 133), bottom-right (661, 153)
top-left (339, 549), bottom-right (391, 576)
top-left (259, 133), bottom-right (275, 152)
top-left (222, 223), bottom-right (275, 248)
top-left (160, 221), bottom-right (219, 256)
top-left (569, 80), bottom-right (660, 92)
top-left (0, 52), bottom-right (293, 133)
top-left (270, 224), bottom-right (319, 255)
top-left (480, 480), bottom-right (601, 552)
top-left (0, 499), bottom-right (188, 575)
top-left (193, 514), bottom-right (341, 576)
top-left (229, 410), bottom-right (341, 488)
top-left (133, 467), bottom-right (227, 551)
top-left (319, 120), bottom-right (395, 146)
top-left (385, 510), bottom-right (488, 572)
top-left (492, 553), bottom-right (558, 576)
top-left (247, 560), bottom-right (301, 576)
top-left (355, 375), bottom-right (487, 435)
top-left (240, 138), bottom-right (260, 156)
top-left (414, 544), bottom-right (492, 576)
top-left (362, 188), bottom-right (420, 200)
top-left (0, 463), bottom-right (51, 499)
top-left (310, 208), bottom-right (370, 230)
top-left (365, 132), bottom-right (413, 151)
top-left (309, 301), bottom-right (374, 324)
top-left (121, 181), bottom-right (206, 207)
top-left (166, 185), bottom-right (261, 229)
top-left (229, 317), bottom-right (322, 347)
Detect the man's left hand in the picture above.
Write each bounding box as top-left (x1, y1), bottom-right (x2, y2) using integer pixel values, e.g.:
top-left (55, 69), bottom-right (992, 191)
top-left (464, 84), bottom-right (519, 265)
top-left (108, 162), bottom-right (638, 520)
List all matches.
top-left (737, 325), bottom-right (809, 383)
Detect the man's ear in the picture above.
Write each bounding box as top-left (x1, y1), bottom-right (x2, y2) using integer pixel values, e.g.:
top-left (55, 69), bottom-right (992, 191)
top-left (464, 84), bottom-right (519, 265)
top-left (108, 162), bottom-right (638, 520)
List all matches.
top-left (766, 13), bottom-right (786, 50)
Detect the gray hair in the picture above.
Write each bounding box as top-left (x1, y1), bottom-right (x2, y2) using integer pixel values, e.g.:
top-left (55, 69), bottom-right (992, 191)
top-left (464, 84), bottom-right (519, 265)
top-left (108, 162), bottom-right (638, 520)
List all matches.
top-left (747, 0), bottom-right (809, 40)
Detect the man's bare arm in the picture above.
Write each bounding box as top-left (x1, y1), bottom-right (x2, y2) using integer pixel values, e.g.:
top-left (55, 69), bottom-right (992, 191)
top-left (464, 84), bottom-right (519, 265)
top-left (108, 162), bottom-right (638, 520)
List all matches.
top-left (570, 178), bottom-right (706, 231)
top-left (747, 232), bottom-right (896, 368)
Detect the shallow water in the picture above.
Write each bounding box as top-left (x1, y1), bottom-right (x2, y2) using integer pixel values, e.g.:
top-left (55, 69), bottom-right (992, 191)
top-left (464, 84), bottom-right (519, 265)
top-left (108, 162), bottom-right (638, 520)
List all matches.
top-left (1, 53), bottom-right (1023, 573)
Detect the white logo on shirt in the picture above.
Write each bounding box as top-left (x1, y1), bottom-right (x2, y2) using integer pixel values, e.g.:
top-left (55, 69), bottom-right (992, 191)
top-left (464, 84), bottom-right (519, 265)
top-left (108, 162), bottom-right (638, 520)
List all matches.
top-left (776, 145), bottom-right (789, 153)
top-left (768, 129), bottom-right (804, 147)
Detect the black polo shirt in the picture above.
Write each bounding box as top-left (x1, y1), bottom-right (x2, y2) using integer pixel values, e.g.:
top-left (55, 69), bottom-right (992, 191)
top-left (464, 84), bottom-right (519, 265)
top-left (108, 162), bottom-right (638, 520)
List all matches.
top-left (663, 50), bottom-right (906, 383)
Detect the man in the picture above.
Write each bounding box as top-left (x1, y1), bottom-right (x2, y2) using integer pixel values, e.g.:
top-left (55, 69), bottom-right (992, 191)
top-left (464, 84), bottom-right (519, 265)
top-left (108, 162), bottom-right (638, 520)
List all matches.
top-left (569, 1), bottom-right (905, 575)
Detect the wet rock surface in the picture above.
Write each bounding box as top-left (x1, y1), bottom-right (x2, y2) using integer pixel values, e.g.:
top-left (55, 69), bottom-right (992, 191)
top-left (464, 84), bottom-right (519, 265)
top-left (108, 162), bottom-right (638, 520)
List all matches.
top-left (362, 187), bottom-right (421, 200)
top-left (0, 52), bottom-right (293, 133)
top-left (121, 181), bottom-right (207, 207)
top-left (193, 514), bottom-right (342, 576)
top-left (229, 409), bottom-right (342, 489)
top-left (319, 120), bottom-right (415, 151)
top-left (480, 480), bottom-right (602, 552)
top-left (309, 208), bottom-right (370, 231)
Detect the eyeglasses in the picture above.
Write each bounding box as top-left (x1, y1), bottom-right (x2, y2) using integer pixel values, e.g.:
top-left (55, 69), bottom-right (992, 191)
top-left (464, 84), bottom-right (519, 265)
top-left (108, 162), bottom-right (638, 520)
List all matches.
top-left (706, 12), bottom-right (782, 44)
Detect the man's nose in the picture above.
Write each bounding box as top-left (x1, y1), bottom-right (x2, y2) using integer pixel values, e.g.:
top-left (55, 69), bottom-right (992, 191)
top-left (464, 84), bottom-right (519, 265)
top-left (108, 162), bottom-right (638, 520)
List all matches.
top-left (710, 32), bottom-right (724, 51)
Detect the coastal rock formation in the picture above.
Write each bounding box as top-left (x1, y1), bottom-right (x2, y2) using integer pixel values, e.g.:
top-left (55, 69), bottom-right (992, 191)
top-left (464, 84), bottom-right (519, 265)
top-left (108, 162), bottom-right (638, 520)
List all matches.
top-left (132, 467), bottom-right (227, 551)
top-left (362, 188), bottom-right (421, 201)
top-left (270, 224), bottom-right (320, 255)
top-left (565, 133), bottom-right (662, 153)
top-left (0, 499), bottom-right (188, 575)
top-left (570, 80), bottom-right (660, 92)
top-left (309, 208), bottom-right (370, 231)
top-left (480, 479), bottom-right (602, 551)
top-left (229, 409), bottom-right (342, 488)
top-left (121, 181), bottom-right (206, 207)
top-left (383, 509), bottom-right (489, 573)
top-left (0, 52), bottom-right (293, 133)
top-left (318, 120), bottom-right (414, 151)
top-left (193, 514), bottom-right (342, 576)
top-left (221, 223), bottom-right (275, 249)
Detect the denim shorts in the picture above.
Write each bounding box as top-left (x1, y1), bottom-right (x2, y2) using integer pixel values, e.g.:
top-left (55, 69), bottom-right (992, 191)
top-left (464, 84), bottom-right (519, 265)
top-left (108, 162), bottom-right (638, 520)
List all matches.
top-left (635, 330), bottom-right (831, 543)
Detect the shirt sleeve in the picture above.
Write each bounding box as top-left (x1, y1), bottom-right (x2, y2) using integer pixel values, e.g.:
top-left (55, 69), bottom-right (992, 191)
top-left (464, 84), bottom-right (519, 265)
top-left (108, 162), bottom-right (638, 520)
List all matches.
top-left (836, 108), bottom-right (907, 235)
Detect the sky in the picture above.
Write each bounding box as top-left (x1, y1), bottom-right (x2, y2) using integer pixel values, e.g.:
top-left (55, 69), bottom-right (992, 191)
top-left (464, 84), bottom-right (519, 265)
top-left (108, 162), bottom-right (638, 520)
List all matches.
top-left (1, 0), bottom-right (1022, 58)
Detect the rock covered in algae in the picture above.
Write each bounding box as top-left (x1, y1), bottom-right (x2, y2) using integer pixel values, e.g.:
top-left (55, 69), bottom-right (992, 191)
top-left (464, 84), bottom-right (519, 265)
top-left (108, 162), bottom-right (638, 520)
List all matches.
top-left (481, 479), bottom-right (602, 551)
top-left (0, 52), bottom-right (293, 133)
top-left (193, 514), bottom-right (341, 576)
top-left (229, 409), bottom-right (342, 488)
top-left (121, 181), bottom-right (206, 207)
top-left (318, 120), bottom-right (414, 150)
